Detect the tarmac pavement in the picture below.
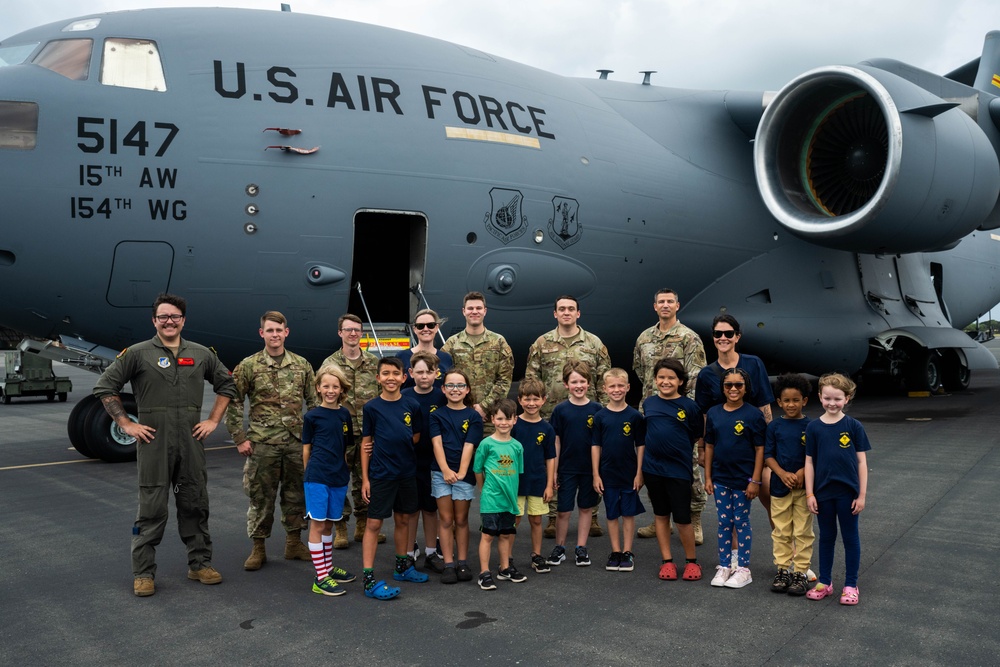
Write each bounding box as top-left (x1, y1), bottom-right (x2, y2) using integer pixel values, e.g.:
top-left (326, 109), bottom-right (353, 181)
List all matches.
top-left (1, 357), bottom-right (998, 666)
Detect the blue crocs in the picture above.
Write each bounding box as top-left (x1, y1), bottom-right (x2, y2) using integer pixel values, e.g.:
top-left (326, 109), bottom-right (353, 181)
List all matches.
top-left (364, 580), bottom-right (400, 600)
top-left (392, 565), bottom-right (429, 583)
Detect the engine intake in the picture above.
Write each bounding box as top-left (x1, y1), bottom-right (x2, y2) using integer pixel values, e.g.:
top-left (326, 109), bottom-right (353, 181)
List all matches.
top-left (754, 66), bottom-right (1000, 253)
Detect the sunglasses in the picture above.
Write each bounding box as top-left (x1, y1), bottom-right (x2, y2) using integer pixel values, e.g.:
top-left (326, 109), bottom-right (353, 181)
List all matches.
top-left (713, 329), bottom-right (738, 339)
top-left (413, 322), bottom-right (438, 330)
top-left (723, 381), bottom-right (745, 389)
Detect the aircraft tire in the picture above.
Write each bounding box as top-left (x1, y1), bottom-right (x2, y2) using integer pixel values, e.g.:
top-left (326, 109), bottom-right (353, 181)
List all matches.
top-left (942, 358), bottom-right (971, 392)
top-left (906, 351), bottom-right (943, 393)
top-left (58, 392), bottom-right (68, 402)
top-left (67, 395), bottom-right (99, 458)
top-left (83, 394), bottom-right (139, 463)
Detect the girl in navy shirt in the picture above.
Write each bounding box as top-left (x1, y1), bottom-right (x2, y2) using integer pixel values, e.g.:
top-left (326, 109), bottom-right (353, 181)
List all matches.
top-left (704, 368), bottom-right (766, 590)
top-left (805, 373), bottom-right (870, 606)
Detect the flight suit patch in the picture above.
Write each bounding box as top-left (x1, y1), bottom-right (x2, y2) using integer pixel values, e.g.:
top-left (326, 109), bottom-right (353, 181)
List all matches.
top-left (158, 357), bottom-right (171, 368)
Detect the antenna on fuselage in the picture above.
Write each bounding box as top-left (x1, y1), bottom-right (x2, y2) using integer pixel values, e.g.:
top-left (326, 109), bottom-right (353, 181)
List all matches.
top-left (597, 69), bottom-right (613, 80)
top-left (640, 71), bottom-right (656, 85)
top-left (281, 3), bottom-right (291, 11)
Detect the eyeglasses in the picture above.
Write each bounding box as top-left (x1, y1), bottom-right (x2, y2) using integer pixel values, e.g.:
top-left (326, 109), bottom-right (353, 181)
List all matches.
top-left (413, 322), bottom-right (437, 330)
top-left (443, 383), bottom-right (467, 390)
top-left (340, 328), bottom-right (362, 335)
top-left (723, 382), bottom-right (745, 389)
top-left (713, 329), bottom-right (737, 339)
top-left (154, 314), bottom-right (183, 323)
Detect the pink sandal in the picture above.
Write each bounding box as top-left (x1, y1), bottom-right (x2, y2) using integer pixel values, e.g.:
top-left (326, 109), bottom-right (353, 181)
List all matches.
top-left (840, 586), bottom-right (859, 605)
top-left (806, 583), bottom-right (834, 600)
top-left (658, 562), bottom-right (678, 580)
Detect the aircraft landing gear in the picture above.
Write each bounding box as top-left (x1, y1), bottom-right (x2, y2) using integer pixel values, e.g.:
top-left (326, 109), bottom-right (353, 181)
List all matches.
top-left (67, 394), bottom-right (138, 462)
top-left (905, 351), bottom-right (943, 393)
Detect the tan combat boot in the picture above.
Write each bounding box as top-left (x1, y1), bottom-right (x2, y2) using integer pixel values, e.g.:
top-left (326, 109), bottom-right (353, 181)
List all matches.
top-left (244, 538), bottom-right (267, 570)
top-left (333, 520), bottom-right (349, 550)
top-left (637, 522), bottom-right (657, 538)
top-left (284, 531), bottom-right (311, 560)
top-left (589, 513), bottom-right (604, 537)
top-left (354, 517), bottom-right (386, 543)
top-left (133, 577), bottom-right (155, 597)
top-left (543, 516), bottom-right (556, 538)
top-left (692, 511), bottom-right (704, 546)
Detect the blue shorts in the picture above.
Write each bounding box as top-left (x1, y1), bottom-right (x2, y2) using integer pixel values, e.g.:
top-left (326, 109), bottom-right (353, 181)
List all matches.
top-left (304, 482), bottom-right (348, 521)
top-left (602, 487), bottom-right (646, 520)
top-left (557, 472), bottom-right (600, 512)
top-left (431, 470), bottom-right (475, 502)
top-left (480, 512), bottom-right (517, 536)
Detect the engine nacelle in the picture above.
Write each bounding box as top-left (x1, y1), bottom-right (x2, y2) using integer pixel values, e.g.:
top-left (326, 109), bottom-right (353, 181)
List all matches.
top-left (754, 66), bottom-right (1000, 254)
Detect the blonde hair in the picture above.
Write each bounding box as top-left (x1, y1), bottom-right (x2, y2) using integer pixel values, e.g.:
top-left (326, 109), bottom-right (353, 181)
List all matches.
top-left (315, 363), bottom-right (351, 404)
top-left (603, 367), bottom-right (629, 385)
top-left (817, 372), bottom-right (856, 400)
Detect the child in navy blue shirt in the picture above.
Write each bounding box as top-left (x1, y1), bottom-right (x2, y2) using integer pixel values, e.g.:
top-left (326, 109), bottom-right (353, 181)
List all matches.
top-left (805, 373), bottom-right (870, 606)
top-left (640, 359), bottom-right (703, 581)
top-left (302, 364), bottom-right (357, 596)
top-left (511, 378), bottom-right (556, 574)
top-left (765, 373), bottom-right (814, 596)
top-left (430, 368), bottom-right (484, 584)
top-left (402, 352), bottom-right (447, 572)
top-left (705, 367), bottom-right (766, 589)
top-left (592, 368), bottom-right (645, 573)
top-left (547, 360), bottom-right (602, 568)
top-left (360, 357), bottom-right (428, 600)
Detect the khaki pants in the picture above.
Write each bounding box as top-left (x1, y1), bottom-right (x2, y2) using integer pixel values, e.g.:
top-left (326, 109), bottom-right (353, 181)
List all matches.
top-left (770, 488), bottom-right (815, 572)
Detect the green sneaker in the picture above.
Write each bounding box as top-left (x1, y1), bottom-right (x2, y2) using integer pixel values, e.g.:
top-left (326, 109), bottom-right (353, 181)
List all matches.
top-left (312, 576), bottom-right (345, 596)
top-left (328, 566), bottom-right (356, 583)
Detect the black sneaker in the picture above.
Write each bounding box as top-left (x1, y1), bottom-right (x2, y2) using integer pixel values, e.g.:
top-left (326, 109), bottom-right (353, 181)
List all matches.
top-left (770, 568), bottom-right (791, 593)
top-left (423, 552), bottom-right (446, 574)
top-left (605, 552), bottom-right (622, 571)
top-left (497, 565), bottom-right (527, 583)
top-left (440, 566), bottom-right (458, 584)
top-left (575, 545), bottom-right (591, 567)
top-left (546, 546), bottom-right (566, 566)
top-left (786, 571), bottom-right (808, 596)
top-left (455, 563), bottom-right (473, 582)
top-left (531, 554), bottom-right (551, 573)
top-left (478, 571), bottom-right (497, 590)
top-left (619, 551), bottom-right (635, 572)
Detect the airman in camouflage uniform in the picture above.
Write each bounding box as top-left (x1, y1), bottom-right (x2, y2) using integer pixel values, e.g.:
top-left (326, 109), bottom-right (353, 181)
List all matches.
top-left (227, 312), bottom-right (319, 569)
top-left (441, 292), bottom-right (514, 429)
top-left (320, 313), bottom-right (384, 545)
top-left (632, 289), bottom-right (708, 543)
top-left (525, 296), bottom-right (612, 418)
top-left (525, 295), bottom-right (612, 537)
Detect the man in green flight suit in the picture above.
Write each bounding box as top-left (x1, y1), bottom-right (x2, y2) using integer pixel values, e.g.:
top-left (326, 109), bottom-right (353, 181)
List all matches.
top-left (94, 293), bottom-right (237, 598)
top-left (226, 311), bottom-right (319, 570)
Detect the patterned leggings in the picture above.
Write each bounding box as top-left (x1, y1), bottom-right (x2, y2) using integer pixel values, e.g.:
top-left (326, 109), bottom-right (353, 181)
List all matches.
top-left (714, 484), bottom-right (751, 567)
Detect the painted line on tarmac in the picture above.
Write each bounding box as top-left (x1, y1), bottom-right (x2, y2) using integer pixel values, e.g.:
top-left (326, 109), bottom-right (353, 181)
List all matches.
top-left (0, 444), bottom-right (235, 471)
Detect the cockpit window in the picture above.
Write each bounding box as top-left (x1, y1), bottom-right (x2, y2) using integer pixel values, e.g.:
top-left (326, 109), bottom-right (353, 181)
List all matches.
top-left (32, 39), bottom-right (92, 80)
top-left (0, 102), bottom-right (38, 150)
top-left (101, 39), bottom-right (166, 92)
top-left (0, 43), bottom-right (38, 67)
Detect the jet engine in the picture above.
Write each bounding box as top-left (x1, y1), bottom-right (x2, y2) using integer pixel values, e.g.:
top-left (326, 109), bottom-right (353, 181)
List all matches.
top-left (754, 66), bottom-right (1000, 254)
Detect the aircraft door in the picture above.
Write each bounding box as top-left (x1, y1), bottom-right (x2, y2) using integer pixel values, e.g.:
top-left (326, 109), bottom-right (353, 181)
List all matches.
top-left (106, 241), bottom-right (174, 307)
top-left (348, 210), bottom-right (427, 325)
top-left (857, 253), bottom-right (950, 327)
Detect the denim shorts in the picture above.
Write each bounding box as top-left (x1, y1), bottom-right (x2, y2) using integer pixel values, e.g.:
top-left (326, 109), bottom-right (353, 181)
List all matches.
top-left (431, 470), bottom-right (475, 502)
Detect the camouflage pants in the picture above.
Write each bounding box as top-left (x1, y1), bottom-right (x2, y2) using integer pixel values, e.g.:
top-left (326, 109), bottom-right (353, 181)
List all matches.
top-left (690, 444), bottom-right (707, 513)
top-left (342, 436), bottom-right (367, 520)
top-left (243, 439), bottom-right (306, 538)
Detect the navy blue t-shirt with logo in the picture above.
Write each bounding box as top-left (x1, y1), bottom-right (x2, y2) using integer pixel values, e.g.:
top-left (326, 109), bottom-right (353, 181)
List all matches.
top-left (705, 402), bottom-right (766, 490)
top-left (362, 394), bottom-right (422, 480)
top-left (592, 406), bottom-right (645, 488)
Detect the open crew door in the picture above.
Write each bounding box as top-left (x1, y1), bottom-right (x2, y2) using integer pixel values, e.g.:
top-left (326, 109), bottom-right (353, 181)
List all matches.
top-left (348, 210), bottom-right (427, 355)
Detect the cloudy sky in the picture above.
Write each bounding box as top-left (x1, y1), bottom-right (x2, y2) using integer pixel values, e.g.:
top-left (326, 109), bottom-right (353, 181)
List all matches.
top-left (4, 0), bottom-right (999, 91)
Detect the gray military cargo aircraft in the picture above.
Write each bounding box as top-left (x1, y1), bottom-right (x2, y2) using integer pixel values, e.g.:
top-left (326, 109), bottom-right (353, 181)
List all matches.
top-left (1, 8), bottom-right (999, 461)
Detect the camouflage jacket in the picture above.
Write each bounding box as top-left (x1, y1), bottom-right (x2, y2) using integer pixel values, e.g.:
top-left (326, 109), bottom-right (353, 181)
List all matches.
top-left (225, 349), bottom-right (318, 445)
top-left (524, 326), bottom-right (612, 416)
top-left (633, 320), bottom-right (706, 400)
top-left (319, 348), bottom-right (379, 437)
top-left (441, 328), bottom-right (514, 411)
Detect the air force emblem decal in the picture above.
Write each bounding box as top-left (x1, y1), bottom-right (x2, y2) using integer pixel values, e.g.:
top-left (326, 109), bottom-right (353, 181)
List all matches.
top-left (549, 197), bottom-right (580, 248)
top-left (484, 188), bottom-right (527, 244)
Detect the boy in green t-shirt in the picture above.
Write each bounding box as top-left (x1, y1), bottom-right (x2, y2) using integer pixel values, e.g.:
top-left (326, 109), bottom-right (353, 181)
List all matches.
top-left (473, 398), bottom-right (525, 590)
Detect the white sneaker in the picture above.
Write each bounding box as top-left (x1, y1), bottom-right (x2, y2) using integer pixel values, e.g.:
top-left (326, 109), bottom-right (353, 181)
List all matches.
top-left (806, 568), bottom-right (817, 583)
top-left (724, 566), bottom-right (753, 589)
top-left (710, 565), bottom-right (732, 587)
